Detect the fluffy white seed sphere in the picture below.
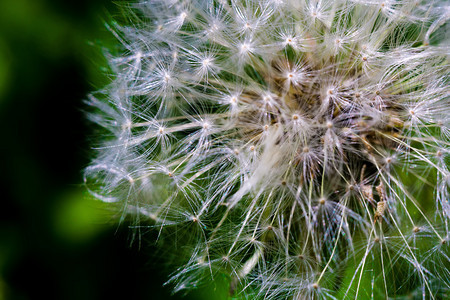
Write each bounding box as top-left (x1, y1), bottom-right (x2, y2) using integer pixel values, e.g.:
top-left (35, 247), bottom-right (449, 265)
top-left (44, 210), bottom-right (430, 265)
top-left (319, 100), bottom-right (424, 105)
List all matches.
top-left (86, 0), bottom-right (449, 299)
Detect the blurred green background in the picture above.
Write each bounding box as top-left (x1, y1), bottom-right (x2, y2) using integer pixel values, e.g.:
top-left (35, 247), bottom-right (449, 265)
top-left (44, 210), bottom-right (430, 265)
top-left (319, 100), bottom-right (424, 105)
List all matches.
top-left (0, 0), bottom-right (227, 299)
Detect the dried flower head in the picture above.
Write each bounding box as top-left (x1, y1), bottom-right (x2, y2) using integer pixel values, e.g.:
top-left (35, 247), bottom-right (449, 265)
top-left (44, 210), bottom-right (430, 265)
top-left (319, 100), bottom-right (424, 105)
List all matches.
top-left (85, 0), bottom-right (449, 299)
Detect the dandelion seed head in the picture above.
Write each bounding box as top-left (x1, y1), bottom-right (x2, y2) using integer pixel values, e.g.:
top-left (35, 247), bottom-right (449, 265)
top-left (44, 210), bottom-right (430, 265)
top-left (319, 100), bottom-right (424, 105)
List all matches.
top-left (86, 0), bottom-right (450, 298)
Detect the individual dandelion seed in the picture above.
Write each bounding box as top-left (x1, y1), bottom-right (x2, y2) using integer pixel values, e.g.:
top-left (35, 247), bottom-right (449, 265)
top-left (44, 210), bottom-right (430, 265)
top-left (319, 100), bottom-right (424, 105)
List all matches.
top-left (374, 181), bottom-right (387, 223)
top-left (85, 0), bottom-right (450, 299)
top-left (373, 200), bottom-right (387, 224)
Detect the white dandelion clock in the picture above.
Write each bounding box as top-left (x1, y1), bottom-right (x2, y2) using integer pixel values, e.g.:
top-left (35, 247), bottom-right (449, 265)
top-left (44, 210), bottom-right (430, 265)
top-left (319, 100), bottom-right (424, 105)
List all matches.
top-left (85, 0), bottom-right (449, 299)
